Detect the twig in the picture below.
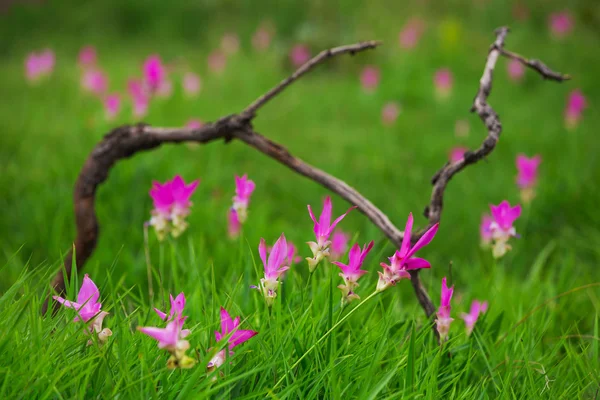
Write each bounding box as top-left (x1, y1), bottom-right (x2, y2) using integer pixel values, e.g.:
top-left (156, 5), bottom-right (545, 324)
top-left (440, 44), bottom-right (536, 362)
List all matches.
top-left (500, 48), bottom-right (570, 82)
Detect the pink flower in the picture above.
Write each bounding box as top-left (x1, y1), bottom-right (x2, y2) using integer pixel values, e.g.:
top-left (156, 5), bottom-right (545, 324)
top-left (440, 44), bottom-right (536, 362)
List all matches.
top-left (360, 65), bottom-right (380, 93)
top-left (330, 230), bottom-right (350, 260)
top-left (398, 18), bottom-right (425, 49)
top-left (183, 72), bottom-right (201, 97)
top-left (252, 23), bottom-right (273, 51)
top-left (507, 59), bottom-right (525, 81)
top-left (227, 209), bottom-right (241, 239)
top-left (434, 68), bottom-right (453, 99)
top-left (128, 78), bottom-right (150, 118)
top-left (449, 146), bottom-right (468, 163)
top-left (232, 174), bottom-right (256, 223)
top-left (480, 214), bottom-right (493, 247)
top-left (333, 241), bottom-right (374, 305)
top-left (78, 46), bottom-right (97, 68)
top-left (221, 33), bottom-right (240, 55)
top-left (435, 277), bottom-right (454, 340)
top-left (377, 213), bottom-right (439, 292)
top-left (549, 12), bottom-right (573, 38)
top-left (154, 292), bottom-right (189, 334)
top-left (381, 102), bottom-right (401, 126)
top-left (256, 234), bottom-right (289, 306)
top-left (149, 175), bottom-right (200, 240)
top-left (25, 49), bottom-right (55, 82)
top-left (289, 44), bottom-right (311, 67)
top-left (186, 119), bottom-right (203, 129)
top-left (489, 200), bottom-right (522, 258)
top-left (156, 79), bottom-right (173, 98)
top-left (133, 94), bottom-right (149, 118)
top-left (565, 89), bottom-right (586, 129)
top-left (306, 196), bottom-right (356, 272)
top-left (208, 50), bottom-right (227, 73)
top-left (460, 300), bottom-right (488, 336)
top-left (208, 307), bottom-right (258, 371)
top-left (38, 49), bottom-right (55, 75)
top-left (81, 69), bottom-right (108, 95)
top-left (138, 320), bottom-right (195, 370)
top-left (53, 274), bottom-right (111, 342)
top-left (104, 93), bottom-right (121, 121)
top-left (286, 242), bottom-right (303, 266)
top-left (143, 55), bottom-right (165, 92)
top-left (516, 154), bottom-right (541, 189)
top-left (127, 78), bottom-right (146, 99)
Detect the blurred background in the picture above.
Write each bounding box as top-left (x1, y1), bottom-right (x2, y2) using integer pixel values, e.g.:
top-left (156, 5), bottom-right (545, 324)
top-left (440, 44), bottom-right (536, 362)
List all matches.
top-left (0, 0), bottom-right (598, 295)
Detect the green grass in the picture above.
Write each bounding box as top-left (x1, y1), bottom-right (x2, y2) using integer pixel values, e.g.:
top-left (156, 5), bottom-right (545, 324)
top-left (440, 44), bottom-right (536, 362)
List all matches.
top-left (1, 0), bottom-right (600, 398)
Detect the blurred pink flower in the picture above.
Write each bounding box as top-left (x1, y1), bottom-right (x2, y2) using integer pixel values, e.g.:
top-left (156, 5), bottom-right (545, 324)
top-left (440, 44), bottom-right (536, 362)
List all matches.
top-left (516, 154), bottom-right (541, 204)
top-left (252, 23), bottom-right (273, 51)
top-left (232, 174), bottom-right (255, 224)
top-left (154, 292), bottom-right (189, 336)
top-left (549, 11), bottom-right (573, 38)
top-left (507, 59), bottom-right (525, 81)
top-left (78, 46), bottom-right (97, 68)
top-left (434, 68), bottom-right (453, 99)
top-left (289, 44), bottom-right (311, 67)
top-left (398, 18), bottom-right (425, 49)
top-left (81, 69), bottom-right (108, 95)
top-left (454, 119), bottom-right (470, 138)
top-left (128, 78), bottom-right (149, 118)
top-left (480, 214), bottom-right (493, 247)
top-left (156, 79), bottom-right (173, 98)
top-left (182, 72), bottom-right (201, 97)
top-left (207, 307), bottom-right (258, 371)
top-left (39, 49), bottom-right (55, 74)
top-left (461, 300), bottom-right (488, 336)
top-left (221, 33), bottom-right (240, 55)
top-left (25, 49), bottom-right (55, 81)
top-left (186, 119), bottom-right (203, 129)
top-left (286, 242), bottom-right (303, 266)
top-left (565, 89), bottom-right (586, 129)
top-left (435, 277), bottom-right (454, 341)
top-left (208, 50), bottom-right (227, 73)
top-left (381, 102), bottom-right (401, 126)
top-left (143, 55), bottom-right (166, 92)
top-left (360, 65), bottom-right (380, 93)
top-left (227, 208), bottom-right (241, 239)
top-left (449, 146), bottom-right (468, 163)
top-left (330, 230), bottom-right (350, 260)
top-left (104, 93), bottom-right (121, 121)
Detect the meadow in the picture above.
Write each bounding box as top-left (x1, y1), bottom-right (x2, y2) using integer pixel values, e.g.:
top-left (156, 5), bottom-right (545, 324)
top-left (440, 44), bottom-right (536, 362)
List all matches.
top-left (1, 0), bottom-right (599, 398)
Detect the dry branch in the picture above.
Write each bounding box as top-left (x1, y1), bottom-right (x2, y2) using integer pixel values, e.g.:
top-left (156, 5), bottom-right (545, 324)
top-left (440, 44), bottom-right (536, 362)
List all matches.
top-left (44, 29), bottom-right (567, 327)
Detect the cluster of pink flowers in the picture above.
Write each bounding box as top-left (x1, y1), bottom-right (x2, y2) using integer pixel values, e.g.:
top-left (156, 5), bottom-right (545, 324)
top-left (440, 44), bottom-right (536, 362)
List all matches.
top-left (25, 49), bottom-right (55, 82)
top-left (148, 175), bottom-right (200, 240)
top-left (564, 89), bottom-right (587, 130)
top-left (228, 175), bottom-right (256, 239)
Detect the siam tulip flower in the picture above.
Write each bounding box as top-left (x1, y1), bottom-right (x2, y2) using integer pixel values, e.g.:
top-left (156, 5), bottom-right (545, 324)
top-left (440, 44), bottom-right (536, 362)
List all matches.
top-left (104, 93), bottom-right (121, 121)
top-left (381, 102), bottom-right (401, 126)
top-left (207, 307), bottom-right (258, 372)
top-left (232, 174), bottom-right (256, 223)
top-left (25, 52), bottom-right (42, 82)
top-left (398, 18), bottom-right (425, 50)
top-left (208, 50), bottom-right (227, 74)
top-left (330, 230), bottom-right (350, 261)
top-left (38, 49), bottom-right (55, 75)
top-left (435, 277), bottom-right (454, 341)
top-left (461, 300), bottom-right (488, 336)
top-left (154, 292), bottom-right (189, 333)
top-left (306, 196), bottom-right (356, 272)
top-left (449, 146), bottom-right (468, 163)
top-left (227, 208), bottom-right (241, 239)
top-left (78, 46), bottom-right (97, 68)
top-left (186, 119), bottom-right (203, 129)
top-left (360, 65), bottom-right (380, 93)
top-left (480, 214), bottom-right (493, 248)
top-left (286, 242), bottom-right (303, 266)
top-left (127, 78), bottom-right (146, 99)
top-left (289, 44), bottom-right (311, 67)
top-left (332, 241), bottom-right (374, 306)
top-left (516, 154), bottom-right (541, 203)
top-left (143, 55), bottom-right (166, 92)
top-left (53, 274), bottom-right (112, 345)
top-left (549, 12), bottom-right (573, 38)
top-left (377, 213), bottom-right (439, 292)
top-left (564, 89), bottom-right (586, 130)
top-left (434, 68), bottom-right (453, 100)
top-left (454, 119), bottom-right (470, 138)
top-left (254, 234), bottom-right (289, 307)
top-left (252, 23), bottom-right (273, 51)
top-left (221, 33), bottom-right (240, 55)
top-left (489, 200), bottom-right (522, 258)
top-left (149, 175), bottom-right (200, 240)
top-left (81, 69), bottom-right (108, 96)
top-left (127, 78), bottom-right (149, 118)
top-left (183, 72), bottom-right (201, 97)
top-left (507, 59), bottom-right (525, 81)
top-left (138, 320), bottom-right (195, 369)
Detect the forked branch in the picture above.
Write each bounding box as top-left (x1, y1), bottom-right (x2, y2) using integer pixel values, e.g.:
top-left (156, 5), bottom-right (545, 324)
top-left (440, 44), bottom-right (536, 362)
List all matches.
top-left (44, 30), bottom-right (567, 325)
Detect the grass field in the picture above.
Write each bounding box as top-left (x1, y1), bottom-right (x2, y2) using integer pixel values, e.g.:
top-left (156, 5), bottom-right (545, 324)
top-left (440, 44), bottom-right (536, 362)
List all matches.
top-left (1, 0), bottom-right (600, 398)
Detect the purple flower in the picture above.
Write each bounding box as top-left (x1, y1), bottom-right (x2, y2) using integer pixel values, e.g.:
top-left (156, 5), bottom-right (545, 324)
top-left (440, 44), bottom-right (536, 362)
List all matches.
top-left (104, 93), bottom-right (121, 121)
top-left (330, 230), bottom-right (350, 260)
top-left (154, 292), bottom-right (189, 335)
top-left (221, 33), bottom-right (240, 55)
top-left (381, 102), bottom-right (401, 126)
top-left (306, 196), bottom-right (356, 272)
top-left (183, 72), bottom-right (201, 97)
top-left (507, 59), bottom-right (525, 81)
top-left (516, 154), bottom-right (541, 203)
top-left (207, 307), bottom-right (258, 371)
top-left (256, 234), bottom-right (289, 306)
top-left (489, 201), bottom-right (522, 258)
top-left (53, 274), bottom-right (112, 343)
top-left (143, 55), bottom-right (166, 92)
top-left (360, 65), bottom-right (380, 93)
top-left (252, 23), bottom-right (273, 51)
top-left (81, 68), bottom-right (108, 96)
top-left (449, 146), bottom-right (468, 163)
top-left (78, 46), bottom-right (97, 68)
top-left (149, 175), bottom-right (200, 240)
top-left (332, 241), bottom-right (374, 305)
top-left (565, 89), bottom-right (586, 129)
top-left (377, 213), bottom-right (439, 292)
top-left (480, 213), bottom-right (493, 247)
top-left (38, 49), bottom-right (55, 75)
top-left (289, 44), bottom-right (311, 67)
top-left (208, 50), bottom-right (227, 73)
top-left (398, 18), bottom-right (425, 50)
top-left (461, 300), bottom-right (488, 336)
top-left (25, 49), bottom-right (55, 82)
top-left (434, 68), bottom-right (453, 100)
top-left (138, 319), bottom-right (195, 368)
top-left (232, 174), bottom-right (256, 223)
top-left (435, 277), bottom-right (454, 340)
top-left (227, 208), bottom-right (241, 239)
top-left (549, 12), bottom-right (573, 38)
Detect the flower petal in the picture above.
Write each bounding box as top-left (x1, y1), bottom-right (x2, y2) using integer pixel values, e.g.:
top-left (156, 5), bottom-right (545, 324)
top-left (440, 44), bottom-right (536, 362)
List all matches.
top-left (258, 238), bottom-right (268, 271)
top-left (154, 308), bottom-right (167, 320)
top-left (319, 196), bottom-right (333, 233)
top-left (230, 329), bottom-right (258, 348)
top-left (326, 206), bottom-right (357, 238)
top-left (399, 213), bottom-right (413, 257)
top-left (404, 257), bottom-right (431, 270)
top-left (406, 223), bottom-right (439, 258)
top-left (220, 307), bottom-right (235, 335)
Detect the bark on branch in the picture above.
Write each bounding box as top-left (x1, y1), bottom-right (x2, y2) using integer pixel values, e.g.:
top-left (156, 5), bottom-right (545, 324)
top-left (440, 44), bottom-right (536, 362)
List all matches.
top-left (44, 29), bottom-right (567, 326)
